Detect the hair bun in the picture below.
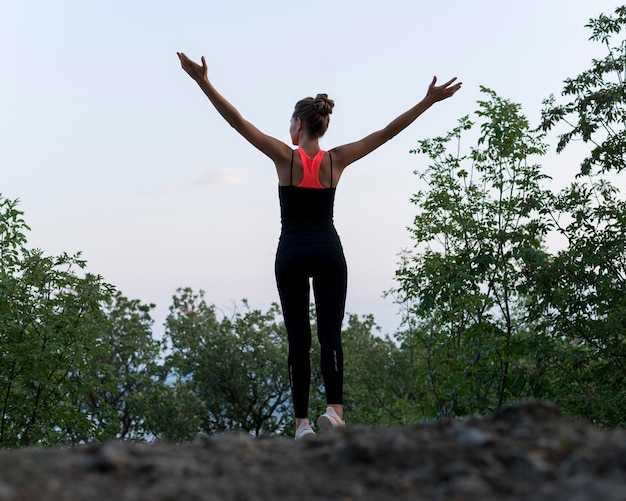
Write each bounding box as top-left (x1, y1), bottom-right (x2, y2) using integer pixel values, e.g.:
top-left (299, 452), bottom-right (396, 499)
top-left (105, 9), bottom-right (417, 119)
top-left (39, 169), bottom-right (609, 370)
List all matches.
top-left (313, 93), bottom-right (334, 116)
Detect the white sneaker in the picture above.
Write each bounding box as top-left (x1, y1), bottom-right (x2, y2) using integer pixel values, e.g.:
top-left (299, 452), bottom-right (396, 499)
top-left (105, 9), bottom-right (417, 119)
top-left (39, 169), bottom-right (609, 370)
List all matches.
top-left (316, 406), bottom-right (345, 433)
top-left (295, 419), bottom-right (316, 440)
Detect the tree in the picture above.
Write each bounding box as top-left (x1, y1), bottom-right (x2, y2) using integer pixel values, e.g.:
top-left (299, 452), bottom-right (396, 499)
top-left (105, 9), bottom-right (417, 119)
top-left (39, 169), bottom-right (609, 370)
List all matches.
top-left (525, 180), bottom-right (626, 426)
top-left (84, 292), bottom-right (166, 441)
top-left (392, 88), bottom-right (553, 418)
top-left (0, 195), bottom-right (115, 446)
top-left (541, 5), bottom-right (626, 176)
top-left (340, 313), bottom-right (414, 426)
top-left (387, 7), bottom-right (626, 427)
top-left (533, 6), bottom-right (626, 426)
top-left (0, 195), bottom-right (182, 445)
top-left (139, 378), bottom-right (204, 443)
top-left (164, 288), bottom-right (291, 436)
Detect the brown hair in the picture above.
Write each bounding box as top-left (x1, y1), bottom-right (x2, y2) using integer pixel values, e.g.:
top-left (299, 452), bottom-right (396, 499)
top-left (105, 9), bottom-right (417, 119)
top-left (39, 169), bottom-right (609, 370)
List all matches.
top-left (293, 93), bottom-right (335, 137)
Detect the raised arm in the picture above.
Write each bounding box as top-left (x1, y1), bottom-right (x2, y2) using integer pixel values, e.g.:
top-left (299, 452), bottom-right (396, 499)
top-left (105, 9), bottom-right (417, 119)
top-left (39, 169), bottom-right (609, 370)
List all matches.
top-left (331, 76), bottom-right (462, 169)
top-left (177, 52), bottom-right (291, 163)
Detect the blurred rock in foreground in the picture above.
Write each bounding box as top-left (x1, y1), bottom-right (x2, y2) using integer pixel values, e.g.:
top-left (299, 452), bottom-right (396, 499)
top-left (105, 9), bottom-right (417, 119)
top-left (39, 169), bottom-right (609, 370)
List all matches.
top-left (0, 401), bottom-right (624, 500)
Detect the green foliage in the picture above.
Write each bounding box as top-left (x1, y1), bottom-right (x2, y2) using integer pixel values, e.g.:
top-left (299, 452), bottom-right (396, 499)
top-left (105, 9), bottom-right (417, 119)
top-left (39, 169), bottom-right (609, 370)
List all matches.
top-left (531, 6), bottom-right (626, 427)
top-left (393, 88), bottom-right (553, 418)
top-left (164, 288), bottom-right (291, 436)
top-left (341, 313), bottom-right (414, 426)
top-left (84, 292), bottom-right (166, 441)
top-left (0, 195), bottom-right (182, 446)
top-left (389, 7), bottom-right (626, 428)
top-left (140, 378), bottom-right (204, 443)
top-left (0, 195), bottom-right (115, 446)
top-left (525, 179), bottom-right (626, 426)
top-left (541, 5), bottom-right (626, 175)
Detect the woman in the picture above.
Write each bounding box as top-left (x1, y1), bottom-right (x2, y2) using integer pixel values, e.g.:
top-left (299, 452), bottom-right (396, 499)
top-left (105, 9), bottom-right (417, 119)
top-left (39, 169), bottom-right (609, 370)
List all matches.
top-left (177, 52), bottom-right (461, 439)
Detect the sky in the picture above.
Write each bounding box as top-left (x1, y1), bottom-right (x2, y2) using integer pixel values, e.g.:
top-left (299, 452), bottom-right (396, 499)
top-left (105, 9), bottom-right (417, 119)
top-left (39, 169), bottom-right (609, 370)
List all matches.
top-left (1, 0), bottom-right (624, 337)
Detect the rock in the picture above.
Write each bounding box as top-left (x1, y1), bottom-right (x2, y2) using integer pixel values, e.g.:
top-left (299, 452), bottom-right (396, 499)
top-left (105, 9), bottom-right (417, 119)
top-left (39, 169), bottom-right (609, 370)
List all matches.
top-left (0, 401), bottom-right (624, 500)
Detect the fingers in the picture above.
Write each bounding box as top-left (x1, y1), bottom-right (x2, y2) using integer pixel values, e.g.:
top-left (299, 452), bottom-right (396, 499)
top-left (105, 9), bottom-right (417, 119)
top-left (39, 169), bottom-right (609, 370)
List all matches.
top-left (429, 76), bottom-right (460, 94)
top-left (176, 52), bottom-right (206, 68)
top-left (177, 52), bottom-right (208, 83)
top-left (431, 76), bottom-right (462, 97)
top-left (177, 52), bottom-right (191, 70)
top-left (426, 74), bottom-right (462, 101)
top-left (440, 77), bottom-right (458, 88)
top-left (430, 76), bottom-right (459, 89)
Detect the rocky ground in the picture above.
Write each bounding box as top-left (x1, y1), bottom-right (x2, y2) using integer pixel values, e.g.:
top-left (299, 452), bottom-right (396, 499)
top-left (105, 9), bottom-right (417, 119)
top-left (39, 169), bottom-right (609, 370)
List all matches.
top-left (0, 401), bottom-right (624, 500)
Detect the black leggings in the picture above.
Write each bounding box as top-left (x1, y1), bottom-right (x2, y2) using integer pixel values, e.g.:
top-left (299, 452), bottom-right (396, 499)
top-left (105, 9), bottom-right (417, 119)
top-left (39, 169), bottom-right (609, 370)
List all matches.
top-left (275, 240), bottom-right (347, 418)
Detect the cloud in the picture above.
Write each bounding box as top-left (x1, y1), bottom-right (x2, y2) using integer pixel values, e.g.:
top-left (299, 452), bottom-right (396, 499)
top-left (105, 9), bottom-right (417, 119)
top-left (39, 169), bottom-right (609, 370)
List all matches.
top-left (191, 169), bottom-right (242, 189)
top-left (156, 168), bottom-right (244, 197)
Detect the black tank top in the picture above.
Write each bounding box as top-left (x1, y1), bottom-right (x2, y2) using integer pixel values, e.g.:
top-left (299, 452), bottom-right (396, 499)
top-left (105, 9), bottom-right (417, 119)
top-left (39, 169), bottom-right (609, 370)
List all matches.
top-left (277, 151), bottom-right (341, 248)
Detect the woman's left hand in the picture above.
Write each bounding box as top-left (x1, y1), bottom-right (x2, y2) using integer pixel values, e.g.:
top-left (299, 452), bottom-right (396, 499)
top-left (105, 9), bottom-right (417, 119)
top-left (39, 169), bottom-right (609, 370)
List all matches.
top-left (177, 52), bottom-right (208, 84)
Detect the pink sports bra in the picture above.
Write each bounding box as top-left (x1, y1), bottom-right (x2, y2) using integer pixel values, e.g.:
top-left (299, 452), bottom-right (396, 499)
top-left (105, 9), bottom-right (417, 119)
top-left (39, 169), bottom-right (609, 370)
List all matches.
top-left (289, 148), bottom-right (333, 189)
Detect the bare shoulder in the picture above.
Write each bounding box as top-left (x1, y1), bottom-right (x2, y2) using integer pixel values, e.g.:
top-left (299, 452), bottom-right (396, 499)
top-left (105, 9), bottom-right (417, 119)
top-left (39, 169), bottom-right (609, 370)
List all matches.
top-left (274, 146), bottom-right (296, 186)
top-left (327, 145), bottom-right (351, 170)
top-left (327, 138), bottom-right (379, 170)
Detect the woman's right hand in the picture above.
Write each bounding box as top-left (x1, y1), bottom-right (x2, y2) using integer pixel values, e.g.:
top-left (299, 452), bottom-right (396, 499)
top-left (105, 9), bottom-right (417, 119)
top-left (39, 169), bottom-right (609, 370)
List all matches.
top-left (424, 76), bottom-right (462, 103)
top-left (177, 52), bottom-right (208, 84)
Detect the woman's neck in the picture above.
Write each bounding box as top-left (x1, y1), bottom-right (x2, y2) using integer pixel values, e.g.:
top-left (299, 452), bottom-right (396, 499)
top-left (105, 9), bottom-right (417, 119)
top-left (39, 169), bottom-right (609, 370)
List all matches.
top-left (297, 136), bottom-right (320, 157)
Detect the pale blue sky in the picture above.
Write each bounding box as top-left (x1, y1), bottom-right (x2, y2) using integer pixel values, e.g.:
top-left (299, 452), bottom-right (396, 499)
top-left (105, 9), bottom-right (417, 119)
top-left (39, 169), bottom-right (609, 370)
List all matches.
top-left (1, 1), bottom-right (623, 335)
